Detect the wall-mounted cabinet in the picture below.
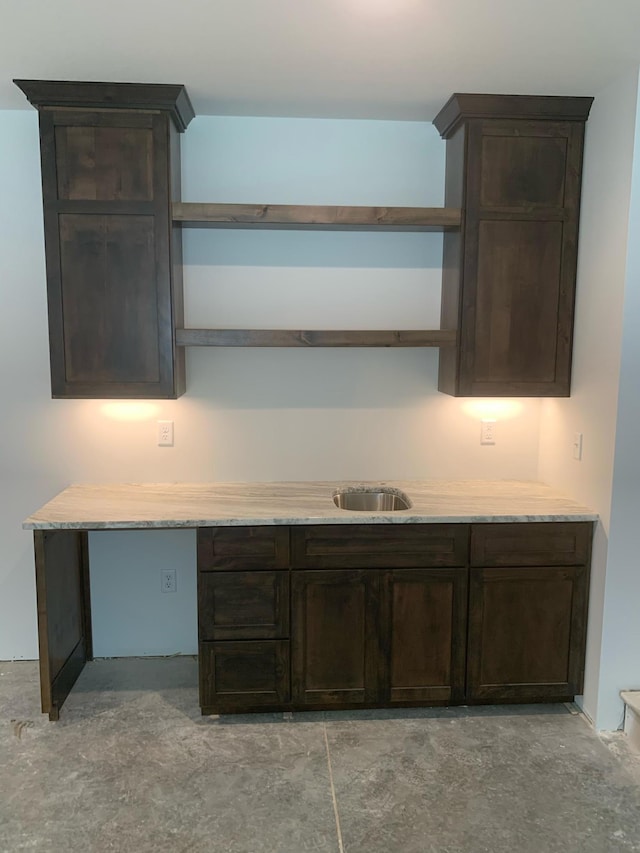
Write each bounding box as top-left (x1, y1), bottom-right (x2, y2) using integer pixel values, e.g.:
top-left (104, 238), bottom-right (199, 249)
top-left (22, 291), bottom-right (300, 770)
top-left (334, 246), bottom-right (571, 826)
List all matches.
top-left (434, 94), bottom-right (593, 396)
top-left (14, 80), bottom-right (194, 398)
top-left (15, 81), bottom-right (592, 399)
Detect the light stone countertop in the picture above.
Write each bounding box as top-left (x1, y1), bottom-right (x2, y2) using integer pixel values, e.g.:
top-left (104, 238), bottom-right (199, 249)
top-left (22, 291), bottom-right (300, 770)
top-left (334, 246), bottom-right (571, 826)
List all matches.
top-left (22, 480), bottom-right (598, 530)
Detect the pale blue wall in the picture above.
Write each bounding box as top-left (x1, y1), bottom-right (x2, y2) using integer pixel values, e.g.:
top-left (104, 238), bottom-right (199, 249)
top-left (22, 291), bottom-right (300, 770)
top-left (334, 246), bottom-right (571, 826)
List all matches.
top-left (595, 77), bottom-right (640, 729)
top-left (0, 112), bottom-right (543, 660)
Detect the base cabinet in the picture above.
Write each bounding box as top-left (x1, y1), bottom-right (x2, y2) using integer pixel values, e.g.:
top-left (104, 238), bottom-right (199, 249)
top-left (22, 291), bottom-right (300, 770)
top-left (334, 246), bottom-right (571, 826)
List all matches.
top-left (197, 522), bottom-right (592, 715)
top-left (466, 521), bottom-right (591, 702)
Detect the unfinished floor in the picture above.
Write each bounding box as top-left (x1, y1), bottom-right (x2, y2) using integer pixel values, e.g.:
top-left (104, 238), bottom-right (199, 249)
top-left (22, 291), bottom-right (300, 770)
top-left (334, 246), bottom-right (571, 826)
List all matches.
top-left (1, 659), bottom-right (640, 853)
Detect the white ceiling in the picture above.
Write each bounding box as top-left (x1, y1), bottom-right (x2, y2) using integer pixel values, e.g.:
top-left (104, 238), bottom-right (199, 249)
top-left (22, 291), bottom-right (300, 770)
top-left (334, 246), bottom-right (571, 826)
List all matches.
top-left (3, 0), bottom-right (640, 121)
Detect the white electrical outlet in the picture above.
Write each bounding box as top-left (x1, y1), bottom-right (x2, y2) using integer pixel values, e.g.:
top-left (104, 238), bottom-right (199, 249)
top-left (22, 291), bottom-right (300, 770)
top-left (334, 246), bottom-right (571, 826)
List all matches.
top-left (158, 420), bottom-right (174, 447)
top-left (161, 569), bottom-right (177, 593)
top-left (573, 432), bottom-right (583, 461)
top-left (480, 419), bottom-right (496, 445)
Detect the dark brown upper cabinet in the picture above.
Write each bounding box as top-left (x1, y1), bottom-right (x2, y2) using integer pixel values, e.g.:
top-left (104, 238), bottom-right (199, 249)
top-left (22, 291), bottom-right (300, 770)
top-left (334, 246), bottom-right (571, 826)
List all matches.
top-left (434, 94), bottom-right (593, 397)
top-left (14, 80), bottom-right (194, 398)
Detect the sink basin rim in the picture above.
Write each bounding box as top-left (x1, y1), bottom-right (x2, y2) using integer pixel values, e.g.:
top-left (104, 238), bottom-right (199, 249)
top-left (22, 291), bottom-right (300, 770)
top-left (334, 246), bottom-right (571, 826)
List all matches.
top-left (332, 485), bottom-right (412, 512)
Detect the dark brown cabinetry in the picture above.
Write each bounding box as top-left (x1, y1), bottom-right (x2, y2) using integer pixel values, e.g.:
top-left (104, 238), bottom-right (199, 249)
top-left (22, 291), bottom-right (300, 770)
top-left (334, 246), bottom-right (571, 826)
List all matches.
top-left (14, 80), bottom-right (194, 398)
top-left (197, 521), bottom-right (592, 715)
top-left (383, 567), bottom-right (467, 704)
top-left (197, 527), bottom-right (291, 713)
top-left (291, 568), bottom-right (467, 707)
top-left (434, 94), bottom-right (593, 397)
top-left (292, 569), bottom-right (381, 706)
top-left (290, 524), bottom-right (468, 708)
top-left (467, 523), bottom-right (592, 701)
top-left (16, 83), bottom-right (593, 398)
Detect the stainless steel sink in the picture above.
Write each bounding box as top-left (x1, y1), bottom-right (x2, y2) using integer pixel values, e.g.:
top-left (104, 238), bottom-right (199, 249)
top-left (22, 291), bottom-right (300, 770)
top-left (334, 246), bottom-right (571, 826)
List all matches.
top-left (332, 487), bottom-right (411, 512)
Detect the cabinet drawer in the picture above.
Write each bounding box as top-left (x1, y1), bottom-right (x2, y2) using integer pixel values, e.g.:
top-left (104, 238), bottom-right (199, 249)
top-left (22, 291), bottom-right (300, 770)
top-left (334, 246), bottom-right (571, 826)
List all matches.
top-left (197, 527), bottom-right (289, 571)
top-left (471, 522), bottom-right (592, 567)
top-left (199, 640), bottom-right (290, 712)
top-left (292, 525), bottom-right (469, 569)
top-left (199, 571), bottom-right (289, 640)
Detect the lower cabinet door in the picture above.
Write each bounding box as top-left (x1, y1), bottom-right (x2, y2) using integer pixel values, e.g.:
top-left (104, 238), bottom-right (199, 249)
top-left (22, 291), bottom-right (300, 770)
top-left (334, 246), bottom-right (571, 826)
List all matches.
top-left (291, 570), bottom-right (381, 706)
top-left (467, 565), bottom-right (589, 701)
top-left (382, 568), bottom-right (467, 704)
top-left (199, 640), bottom-right (290, 713)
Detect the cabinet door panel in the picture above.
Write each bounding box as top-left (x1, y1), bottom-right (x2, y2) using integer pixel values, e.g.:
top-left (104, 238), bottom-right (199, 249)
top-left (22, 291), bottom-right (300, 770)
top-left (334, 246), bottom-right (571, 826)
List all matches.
top-left (198, 571), bottom-right (289, 640)
top-left (55, 124), bottom-right (154, 201)
top-left (474, 219), bottom-right (563, 384)
top-left (480, 132), bottom-right (567, 208)
top-left (59, 214), bottom-right (160, 384)
top-left (467, 565), bottom-right (588, 701)
top-left (383, 568), bottom-right (467, 703)
top-left (199, 640), bottom-right (290, 713)
top-left (291, 571), bottom-right (380, 706)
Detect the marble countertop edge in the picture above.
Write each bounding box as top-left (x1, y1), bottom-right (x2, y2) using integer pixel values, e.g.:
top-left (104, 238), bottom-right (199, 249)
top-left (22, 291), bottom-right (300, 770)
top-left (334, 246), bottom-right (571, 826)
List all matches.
top-left (23, 513), bottom-right (599, 530)
top-left (22, 479), bottom-right (599, 530)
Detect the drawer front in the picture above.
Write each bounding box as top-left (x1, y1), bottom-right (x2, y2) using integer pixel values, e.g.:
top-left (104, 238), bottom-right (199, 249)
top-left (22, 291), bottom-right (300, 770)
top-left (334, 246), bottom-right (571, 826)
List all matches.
top-left (470, 522), bottom-right (592, 567)
top-left (199, 640), bottom-right (290, 712)
top-left (197, 527), bottom-right (290, 571)
top-left (292, 524), bottom-right (469, 569)
top-left (199, 571), bottom-right (289, 640)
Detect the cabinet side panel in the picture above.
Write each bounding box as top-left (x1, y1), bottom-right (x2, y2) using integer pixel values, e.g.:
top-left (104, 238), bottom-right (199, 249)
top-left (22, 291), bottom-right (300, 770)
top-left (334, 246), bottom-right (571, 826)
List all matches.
top-left (34, 531), bottom-right (90, 719)
top-left (438, 125), bottom-right (466, 395)
top-left (58, 214), bottom-right (160, 383)
top-left (169, 120), bottom-right (186, 396)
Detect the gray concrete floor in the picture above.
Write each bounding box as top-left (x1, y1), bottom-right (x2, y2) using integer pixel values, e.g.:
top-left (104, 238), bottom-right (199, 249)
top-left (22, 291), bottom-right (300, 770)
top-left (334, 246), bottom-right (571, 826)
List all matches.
top-left (1, 660), bottom-right (640, 853)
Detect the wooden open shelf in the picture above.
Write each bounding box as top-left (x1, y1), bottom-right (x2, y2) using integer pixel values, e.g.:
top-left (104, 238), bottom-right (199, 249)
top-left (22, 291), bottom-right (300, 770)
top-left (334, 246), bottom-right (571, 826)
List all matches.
top-left (176, 329), bottom-right (457, 348)
top-left (174, 204), bottom-right (459, 349)
top-left (173, 202), bottom-right (462, 231)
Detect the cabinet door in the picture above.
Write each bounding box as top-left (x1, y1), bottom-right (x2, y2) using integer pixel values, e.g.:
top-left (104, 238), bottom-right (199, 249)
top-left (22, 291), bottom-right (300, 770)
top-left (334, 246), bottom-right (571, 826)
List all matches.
top-left (291, 570), bottom-right (381, 707)
top-left (38, 108), bottom-right (184, 398)
top-left (461, 120), bottom-right (585, 397)
top-left (381, 568), bottom-right (467, 704)
top-left (467, 564), bottom-right (589, 702)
